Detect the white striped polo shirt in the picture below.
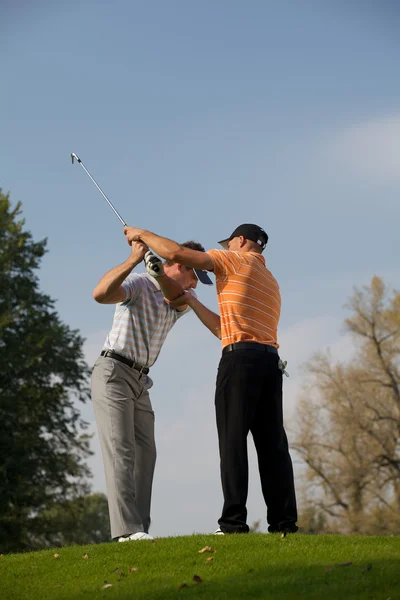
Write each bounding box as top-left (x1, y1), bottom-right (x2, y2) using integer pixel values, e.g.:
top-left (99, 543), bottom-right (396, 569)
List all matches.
top-left (102, 273), bottom-right (191, 367)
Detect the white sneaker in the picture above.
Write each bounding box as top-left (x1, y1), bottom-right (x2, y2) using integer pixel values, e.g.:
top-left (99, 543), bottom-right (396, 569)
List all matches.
top-left (118, 532), bottom-right (154, 542)
top-left (213, 528), bottom-right (224, 535)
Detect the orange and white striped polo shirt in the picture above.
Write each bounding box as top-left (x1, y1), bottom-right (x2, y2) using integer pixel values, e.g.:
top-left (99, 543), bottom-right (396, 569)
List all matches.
top-left (208, 249), bottom-right (281, 349)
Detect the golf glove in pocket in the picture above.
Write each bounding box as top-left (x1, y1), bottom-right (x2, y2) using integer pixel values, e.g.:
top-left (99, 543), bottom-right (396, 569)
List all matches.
top-left (145, 251), bottom-right (164, 278)
top-left (278, 359), bottom-right (289, 377)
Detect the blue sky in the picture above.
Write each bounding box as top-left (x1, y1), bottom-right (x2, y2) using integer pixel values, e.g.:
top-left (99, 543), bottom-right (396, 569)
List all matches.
top-left (2, 0), bottom-right (399, 535)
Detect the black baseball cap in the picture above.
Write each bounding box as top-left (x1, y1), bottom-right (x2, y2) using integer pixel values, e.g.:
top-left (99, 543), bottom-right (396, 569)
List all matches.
top-left (194, 269), bottom-right (213, 285)
top-left (218, 224), bottom-right (268, 251)
top-left (179, 240), bottom-right (213, 285)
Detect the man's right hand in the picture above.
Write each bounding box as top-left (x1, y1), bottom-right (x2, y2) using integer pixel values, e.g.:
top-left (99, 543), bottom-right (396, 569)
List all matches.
top-left (130, 241), bottom-right (148, 264)
top-left (93, 241), bottom-right (148, 305)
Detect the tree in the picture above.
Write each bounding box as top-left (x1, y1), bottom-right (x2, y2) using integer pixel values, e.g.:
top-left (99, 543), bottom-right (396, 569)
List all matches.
top-left (0, 191), bottom-right (92, 553)
top-left (296, 498), bottom-right (331, 534)
top-left (293, 276), bottom-right (400, 534)
top-left (29, 493), bottom-right (110, 548)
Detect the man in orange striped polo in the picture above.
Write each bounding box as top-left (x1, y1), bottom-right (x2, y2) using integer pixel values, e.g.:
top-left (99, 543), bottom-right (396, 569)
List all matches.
top-left (124, 223), bottom-right (298, 535)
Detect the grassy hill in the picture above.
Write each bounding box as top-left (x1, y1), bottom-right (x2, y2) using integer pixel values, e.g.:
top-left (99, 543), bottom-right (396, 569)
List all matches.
top-left (1, 534), bottom-right (399, 599)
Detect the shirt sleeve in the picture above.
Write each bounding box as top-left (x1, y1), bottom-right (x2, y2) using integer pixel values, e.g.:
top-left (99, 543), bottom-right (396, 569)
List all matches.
top-left (207, 250), bottom-right (243, 282)
top-left (120, 273), bottom-right (143, 305)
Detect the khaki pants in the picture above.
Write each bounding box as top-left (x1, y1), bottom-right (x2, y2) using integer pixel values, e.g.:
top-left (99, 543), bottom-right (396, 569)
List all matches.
top-left (91, 356), bottom-right (156, 539)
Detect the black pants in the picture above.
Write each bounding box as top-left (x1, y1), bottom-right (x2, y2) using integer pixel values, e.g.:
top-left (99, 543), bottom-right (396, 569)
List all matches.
top-left (215, 348), bottom-right (298, 533)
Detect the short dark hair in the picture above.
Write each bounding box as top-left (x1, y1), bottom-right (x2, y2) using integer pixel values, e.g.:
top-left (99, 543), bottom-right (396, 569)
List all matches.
top-left (164, 240), bottom-right (205, 266)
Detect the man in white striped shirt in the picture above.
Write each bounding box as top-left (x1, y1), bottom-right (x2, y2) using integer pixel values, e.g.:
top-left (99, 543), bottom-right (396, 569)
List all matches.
top-left (91, 238), bottom-right (213, 542)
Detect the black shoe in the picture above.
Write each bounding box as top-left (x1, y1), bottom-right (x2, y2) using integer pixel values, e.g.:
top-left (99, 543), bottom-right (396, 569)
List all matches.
top-left (216, 525), bottom-right (249, 534)
top-left (268, 522), bottom-right (298, 534)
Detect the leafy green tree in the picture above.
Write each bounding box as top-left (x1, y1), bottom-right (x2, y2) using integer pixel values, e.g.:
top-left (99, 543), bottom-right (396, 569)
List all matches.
top-left (0, 190), bottom-right (92, 553)
top-left (30, 493), bottom-right (110, 548)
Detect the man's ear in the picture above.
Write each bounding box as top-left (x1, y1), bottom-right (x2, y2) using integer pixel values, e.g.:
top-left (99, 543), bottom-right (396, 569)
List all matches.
top-left (239, 236), bottom-right (246, 248)
top-left (176, 263), bottom-right (185, 272)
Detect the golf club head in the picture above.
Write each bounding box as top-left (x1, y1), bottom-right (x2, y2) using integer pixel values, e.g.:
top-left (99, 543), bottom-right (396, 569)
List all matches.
top-left (71, 152), bottom-right (80, 164)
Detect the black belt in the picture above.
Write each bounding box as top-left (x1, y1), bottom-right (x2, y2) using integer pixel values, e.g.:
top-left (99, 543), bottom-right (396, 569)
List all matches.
top-left (100, 350), bottom-right (149, 375)
top-left (222, 342), bottom-right (278, 355)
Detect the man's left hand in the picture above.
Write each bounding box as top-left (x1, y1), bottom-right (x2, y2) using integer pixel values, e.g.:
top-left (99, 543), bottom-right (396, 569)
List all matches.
top-left (145, 251), bottom-right (164, 278)
top-left (124, 226), bottom-right (145, 245)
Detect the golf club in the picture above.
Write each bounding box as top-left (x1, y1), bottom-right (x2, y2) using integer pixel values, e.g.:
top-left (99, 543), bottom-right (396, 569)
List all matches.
top-left (71, 152), bottom-right (127, 226)
top-left (71, 152), bottom-right (160, 272)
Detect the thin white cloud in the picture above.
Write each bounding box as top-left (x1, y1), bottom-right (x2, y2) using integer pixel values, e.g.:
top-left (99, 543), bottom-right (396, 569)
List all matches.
top-left (327, 115), bottom-right (400, 181)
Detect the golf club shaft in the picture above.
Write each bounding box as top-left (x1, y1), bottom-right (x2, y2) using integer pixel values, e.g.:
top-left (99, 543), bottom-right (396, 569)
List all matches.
top-left (71, 153), bottom-right (127, 226)
top-left (71, 153), bottom-right (160, 272)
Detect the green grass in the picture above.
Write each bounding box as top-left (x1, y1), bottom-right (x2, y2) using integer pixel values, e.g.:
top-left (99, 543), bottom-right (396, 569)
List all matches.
top-left (1, 534), bottom-right (399, 599)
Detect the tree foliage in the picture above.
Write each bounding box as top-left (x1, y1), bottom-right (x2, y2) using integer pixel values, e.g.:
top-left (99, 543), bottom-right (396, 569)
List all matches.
top-left (0, 190), bottom-right (93, 552)
top-left (294, 276), bottom-right (400, 534)
top-left (30, 493), bottom-right (110, 548)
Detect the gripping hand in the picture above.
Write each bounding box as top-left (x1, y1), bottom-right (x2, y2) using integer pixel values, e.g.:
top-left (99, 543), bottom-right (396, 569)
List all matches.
top-left (145, 251), bottom-right (164, 278)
